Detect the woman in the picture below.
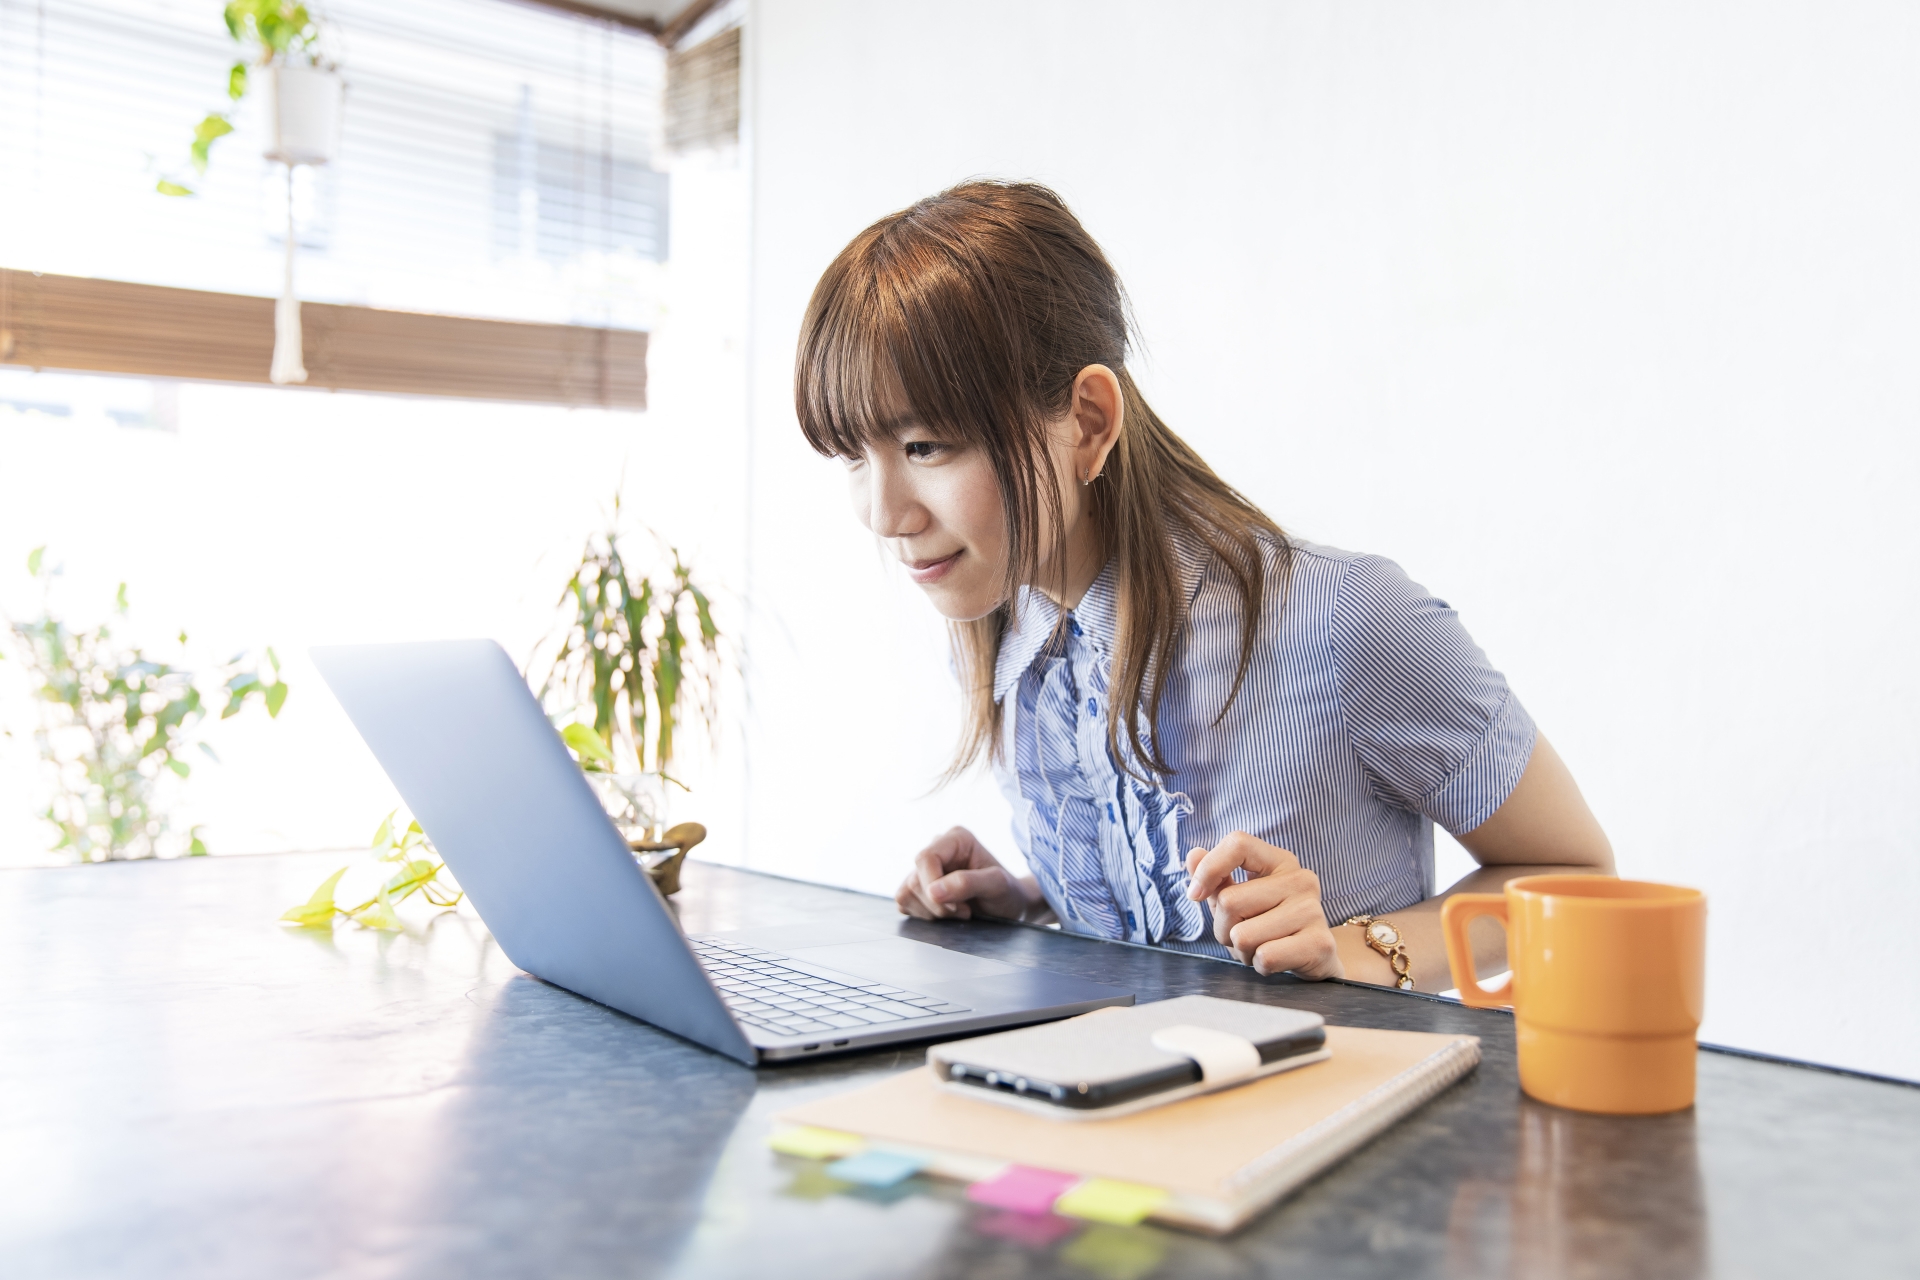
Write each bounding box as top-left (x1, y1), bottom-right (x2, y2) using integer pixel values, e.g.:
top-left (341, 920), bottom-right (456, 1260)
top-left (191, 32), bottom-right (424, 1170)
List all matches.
top-left (794, 181), bottom-right (1613, 990)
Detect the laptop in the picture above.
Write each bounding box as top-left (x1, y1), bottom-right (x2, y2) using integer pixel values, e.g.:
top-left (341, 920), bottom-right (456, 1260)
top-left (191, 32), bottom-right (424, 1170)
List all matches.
top-left (312, 640), bottom-right (1134, 1065)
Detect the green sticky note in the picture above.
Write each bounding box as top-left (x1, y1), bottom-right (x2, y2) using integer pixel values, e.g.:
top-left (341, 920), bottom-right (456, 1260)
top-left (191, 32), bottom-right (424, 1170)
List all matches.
top-left (1053, 1178), bottom-right (1168, 1226)
top-left (767, 1126), bottom-right (864, 1160)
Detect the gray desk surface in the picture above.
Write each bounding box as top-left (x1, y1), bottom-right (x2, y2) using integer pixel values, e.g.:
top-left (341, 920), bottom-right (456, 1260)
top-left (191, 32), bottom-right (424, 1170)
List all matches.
top-left (2, 852), bottom-right (1914, 1280)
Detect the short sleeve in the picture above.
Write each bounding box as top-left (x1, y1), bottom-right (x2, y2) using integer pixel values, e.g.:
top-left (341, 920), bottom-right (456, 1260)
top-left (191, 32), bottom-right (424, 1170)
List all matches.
top-left (1328, 556), bottom-right (1536, 834)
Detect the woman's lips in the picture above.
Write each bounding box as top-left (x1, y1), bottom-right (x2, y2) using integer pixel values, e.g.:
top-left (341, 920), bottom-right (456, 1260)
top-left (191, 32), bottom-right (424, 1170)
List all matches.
top-left (906, 550), bottom-right (963, 585)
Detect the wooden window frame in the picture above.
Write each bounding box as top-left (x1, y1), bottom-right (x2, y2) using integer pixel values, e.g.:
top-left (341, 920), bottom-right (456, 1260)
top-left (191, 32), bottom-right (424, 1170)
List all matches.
top-left (0, 269), bottom-right (646, 410)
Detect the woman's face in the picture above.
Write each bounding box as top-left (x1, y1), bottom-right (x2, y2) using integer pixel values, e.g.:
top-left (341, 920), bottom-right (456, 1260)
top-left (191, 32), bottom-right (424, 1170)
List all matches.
top-left (845, 370), bottom-right (1119, 620)
top-left (846, 419), bottom-right (1014, 622)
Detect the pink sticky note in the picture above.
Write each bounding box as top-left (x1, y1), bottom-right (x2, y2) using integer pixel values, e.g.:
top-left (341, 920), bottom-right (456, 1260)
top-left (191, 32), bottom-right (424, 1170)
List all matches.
top-left (967, 1165), bottom-right (1081, 1215)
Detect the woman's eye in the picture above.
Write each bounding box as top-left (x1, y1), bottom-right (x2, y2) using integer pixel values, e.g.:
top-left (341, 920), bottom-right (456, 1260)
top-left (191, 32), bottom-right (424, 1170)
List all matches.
top-left (903, 440), bottom-right (945, 460)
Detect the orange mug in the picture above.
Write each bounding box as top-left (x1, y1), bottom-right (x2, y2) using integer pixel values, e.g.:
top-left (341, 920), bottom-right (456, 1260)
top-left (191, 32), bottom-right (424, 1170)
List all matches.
top-left (1442, 876), bottom-right (1705, 1115)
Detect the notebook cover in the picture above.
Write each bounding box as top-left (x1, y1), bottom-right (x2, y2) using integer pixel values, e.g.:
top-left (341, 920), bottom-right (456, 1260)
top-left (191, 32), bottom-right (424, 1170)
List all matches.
top-left (779, 1024), bottom-right (1480, 1233)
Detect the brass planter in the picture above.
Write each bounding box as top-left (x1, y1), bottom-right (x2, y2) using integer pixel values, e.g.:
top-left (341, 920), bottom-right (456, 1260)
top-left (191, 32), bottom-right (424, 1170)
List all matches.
top-left (629, 822), bottom-right (706, 897)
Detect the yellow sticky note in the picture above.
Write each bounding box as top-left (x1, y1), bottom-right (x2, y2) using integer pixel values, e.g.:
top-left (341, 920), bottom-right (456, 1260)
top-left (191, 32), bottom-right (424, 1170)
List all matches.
top-left (767, 1125), bottom-right (864, 1160)
top-left (1053, 1178), bottom-right (1168, 1226)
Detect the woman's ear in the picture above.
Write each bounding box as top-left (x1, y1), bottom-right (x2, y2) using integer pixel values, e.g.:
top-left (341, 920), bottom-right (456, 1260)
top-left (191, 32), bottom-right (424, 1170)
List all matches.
top-left (1069, 364), bottom-right (1125, 483)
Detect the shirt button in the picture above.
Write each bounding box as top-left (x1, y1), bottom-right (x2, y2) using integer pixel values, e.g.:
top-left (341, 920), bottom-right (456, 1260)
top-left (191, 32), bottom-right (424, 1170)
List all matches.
top-left (1068, 616), bottom-right (1083, 637)
top-left (1106, 802), bottom-right (1116, 823)
top-left (1086, 697), bottom-right (1098, 716)
top-left (1125, 910), bottom-right (1137, 932)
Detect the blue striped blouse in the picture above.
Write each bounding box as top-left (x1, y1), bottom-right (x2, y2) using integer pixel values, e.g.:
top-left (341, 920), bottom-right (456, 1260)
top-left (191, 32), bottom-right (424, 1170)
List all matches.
top-left (990, 531), bottom-right (1537, 959)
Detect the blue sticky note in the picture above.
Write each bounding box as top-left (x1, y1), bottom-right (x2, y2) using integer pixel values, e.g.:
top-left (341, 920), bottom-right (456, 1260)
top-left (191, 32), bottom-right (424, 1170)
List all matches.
top-left (825, 1149), bottom-right (926, 1188)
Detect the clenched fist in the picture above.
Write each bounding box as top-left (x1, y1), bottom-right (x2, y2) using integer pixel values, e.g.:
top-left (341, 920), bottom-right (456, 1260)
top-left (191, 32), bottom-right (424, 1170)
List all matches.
top-left (895, 827), bottom-right (1051, 923)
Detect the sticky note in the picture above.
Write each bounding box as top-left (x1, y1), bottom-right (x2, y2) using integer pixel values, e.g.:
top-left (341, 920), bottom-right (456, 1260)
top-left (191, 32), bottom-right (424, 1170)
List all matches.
top-left (767, 1125), bottom-right (864, 1160)
top-left (966, 1165), bottom-right (1081, 1214)
top-left (1053, 1178), bottom-right (1168, 1226)
top-left (825, 1149), bottom-right (925, 1187)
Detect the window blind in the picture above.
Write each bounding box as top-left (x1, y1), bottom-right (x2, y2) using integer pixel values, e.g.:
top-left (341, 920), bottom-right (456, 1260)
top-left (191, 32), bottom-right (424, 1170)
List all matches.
top-left (0, 269), bottom-right (647, 408)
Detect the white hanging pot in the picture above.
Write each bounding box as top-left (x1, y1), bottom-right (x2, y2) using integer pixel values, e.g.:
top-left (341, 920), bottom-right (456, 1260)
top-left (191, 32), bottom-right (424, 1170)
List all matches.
top-left (266, 64), bottom-right (344, 166)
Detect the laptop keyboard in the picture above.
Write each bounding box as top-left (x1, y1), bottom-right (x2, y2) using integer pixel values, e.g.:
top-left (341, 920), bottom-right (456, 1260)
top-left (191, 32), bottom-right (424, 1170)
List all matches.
top-left (691, 937), bottom-right (971, 1039)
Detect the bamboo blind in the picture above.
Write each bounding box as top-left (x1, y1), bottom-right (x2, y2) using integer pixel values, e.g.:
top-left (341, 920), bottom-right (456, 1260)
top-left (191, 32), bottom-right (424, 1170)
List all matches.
top-left (0, 269), bottom-right (647, 410)
top-left (665, 25), bottom-right (740, 153)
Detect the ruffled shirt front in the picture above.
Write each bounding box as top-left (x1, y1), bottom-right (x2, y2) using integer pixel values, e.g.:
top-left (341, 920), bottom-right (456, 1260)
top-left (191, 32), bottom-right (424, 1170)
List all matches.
top-left (991, 532), bottom-right (1537, 958)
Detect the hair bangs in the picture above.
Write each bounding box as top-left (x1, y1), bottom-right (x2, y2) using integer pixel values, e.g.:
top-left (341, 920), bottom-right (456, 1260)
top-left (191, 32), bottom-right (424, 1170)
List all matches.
top-left (794, 260), bottom-right (899, 459)
top-left (797, 218), bottom-right (1036, 463)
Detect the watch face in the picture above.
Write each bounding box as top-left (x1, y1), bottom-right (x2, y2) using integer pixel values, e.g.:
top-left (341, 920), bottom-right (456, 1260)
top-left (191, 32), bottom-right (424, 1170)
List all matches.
top-left (1368, 922), bottom-right (1401, 947)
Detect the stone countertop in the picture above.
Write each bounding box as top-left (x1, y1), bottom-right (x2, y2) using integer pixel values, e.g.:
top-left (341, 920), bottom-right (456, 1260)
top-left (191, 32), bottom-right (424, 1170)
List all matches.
top-left (1, 851), bottom-right (1914, 1279)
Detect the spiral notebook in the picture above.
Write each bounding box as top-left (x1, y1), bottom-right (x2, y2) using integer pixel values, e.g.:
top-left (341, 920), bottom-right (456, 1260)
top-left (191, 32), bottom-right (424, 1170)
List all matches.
top-left (777, 1022), bottom-right (1481, 1234)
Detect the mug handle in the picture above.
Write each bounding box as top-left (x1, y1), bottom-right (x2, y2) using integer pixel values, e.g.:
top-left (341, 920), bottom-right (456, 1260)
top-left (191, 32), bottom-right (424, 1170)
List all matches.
top-left (1441, 893), bottom-right (1514, 1008)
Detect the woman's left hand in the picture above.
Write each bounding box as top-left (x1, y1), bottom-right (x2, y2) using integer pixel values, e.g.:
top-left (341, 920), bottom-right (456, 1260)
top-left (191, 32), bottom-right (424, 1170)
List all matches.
top-left (1184, 832), bottom-right (1344, 980)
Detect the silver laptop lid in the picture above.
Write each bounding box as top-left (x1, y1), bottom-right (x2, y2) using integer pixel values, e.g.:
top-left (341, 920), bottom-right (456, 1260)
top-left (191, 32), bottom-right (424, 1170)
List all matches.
top-left (312, 639), bottom-right (755, 1064)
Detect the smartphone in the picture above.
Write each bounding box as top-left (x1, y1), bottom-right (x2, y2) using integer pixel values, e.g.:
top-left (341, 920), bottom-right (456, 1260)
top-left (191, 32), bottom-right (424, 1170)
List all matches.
top-left (931, 996), bottom-right (1327, 1112)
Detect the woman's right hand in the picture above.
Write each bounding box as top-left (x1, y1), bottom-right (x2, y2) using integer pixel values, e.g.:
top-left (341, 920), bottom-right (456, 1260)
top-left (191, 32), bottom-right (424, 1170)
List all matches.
top-left (896, 826), bottom-right (1049, 923)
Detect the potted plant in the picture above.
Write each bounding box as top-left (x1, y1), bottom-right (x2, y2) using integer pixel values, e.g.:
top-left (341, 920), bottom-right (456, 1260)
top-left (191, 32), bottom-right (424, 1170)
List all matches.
top-left (280, 512), bottom-right (726, 929)
top-left (158, 1), bottom-right (343, 198)
top-left (2, 548), bottom-right (289, 862)
top-left (527, 505), bottom-right (727, 895)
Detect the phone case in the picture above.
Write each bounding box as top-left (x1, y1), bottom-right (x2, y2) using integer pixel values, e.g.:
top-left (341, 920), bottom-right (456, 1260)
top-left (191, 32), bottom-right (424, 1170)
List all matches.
top-left (929, 995), bottom-right (1330, 1120)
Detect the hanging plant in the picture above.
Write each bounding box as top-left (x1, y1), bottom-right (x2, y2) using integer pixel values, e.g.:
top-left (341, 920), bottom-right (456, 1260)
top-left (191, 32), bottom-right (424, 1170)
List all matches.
top-left (158, 1), bottom-right (337, 198)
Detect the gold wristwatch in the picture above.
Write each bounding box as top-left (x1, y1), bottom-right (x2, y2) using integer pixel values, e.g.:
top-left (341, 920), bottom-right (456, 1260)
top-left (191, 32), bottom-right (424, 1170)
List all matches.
top-left (1344, 915), bottom-right (1415, 990)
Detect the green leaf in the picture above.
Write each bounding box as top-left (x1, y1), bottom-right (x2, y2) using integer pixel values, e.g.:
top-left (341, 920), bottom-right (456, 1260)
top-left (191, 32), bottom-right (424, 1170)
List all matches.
top-left (350, 886), bottom-right (402, 932)
top-left (194, 115), bottom-right (235, 145)
top-left (280, 865), bottom-right (348, 927)
top-left (266, 646), bottom-right (281, 675)
top-left (167, 757), bottom-right (191, 778)
top-left (653, 611), bottom-right (684, 768)
top-left (187, 827), bottom-right (209, 856)
top-left (691, 584), bottom-right (720, 645)
top-left (561, 721), bottom-right (614, 768)
top-left (264, 680), bottom-right (288, 718)
top-left (370, 810), bottom-right (394, 850)
top-left (384, 859), bottom-right (439, 901)
top-left (114, 582), bottom-right (129, 612)
top-left (26, 546), bottom-right (44, 576)
top-left (189, 113), bottom-right (233, 174)
top-left (155, 180), bottom-right (195, 197)
top-left (198, 741), bottom-right (221, 764)
top-left (227, 60), bottom-right (248, 100)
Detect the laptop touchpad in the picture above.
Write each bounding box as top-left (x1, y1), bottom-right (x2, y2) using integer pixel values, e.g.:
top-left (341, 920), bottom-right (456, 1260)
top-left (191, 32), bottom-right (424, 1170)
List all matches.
top-left (783, 939), bottom-right (1020, 984)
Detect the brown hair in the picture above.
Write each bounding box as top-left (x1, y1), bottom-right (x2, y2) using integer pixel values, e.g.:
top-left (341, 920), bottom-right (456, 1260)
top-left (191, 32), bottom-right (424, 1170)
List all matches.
top-left (794, 180), bottom-right (1287, 778)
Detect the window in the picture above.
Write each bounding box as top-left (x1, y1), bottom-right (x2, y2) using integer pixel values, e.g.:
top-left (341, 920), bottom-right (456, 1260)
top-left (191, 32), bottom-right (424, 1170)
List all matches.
top-left (0, 0), bottom-right (670, 330)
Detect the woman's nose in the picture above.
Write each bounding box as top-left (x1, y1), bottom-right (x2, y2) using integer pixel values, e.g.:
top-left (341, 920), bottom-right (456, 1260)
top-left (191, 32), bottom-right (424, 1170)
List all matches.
top-left (865, 463), bottom-right (926, 539)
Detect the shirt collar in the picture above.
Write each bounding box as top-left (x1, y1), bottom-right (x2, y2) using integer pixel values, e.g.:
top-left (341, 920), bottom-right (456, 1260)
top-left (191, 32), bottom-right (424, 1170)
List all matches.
top-left (990, 525), bottom-right (1214, 704)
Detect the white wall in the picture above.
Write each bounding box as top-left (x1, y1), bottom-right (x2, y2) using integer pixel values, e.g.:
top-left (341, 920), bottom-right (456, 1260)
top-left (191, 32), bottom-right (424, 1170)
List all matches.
top-left (742, 1), bottom-right (1920, 1078)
